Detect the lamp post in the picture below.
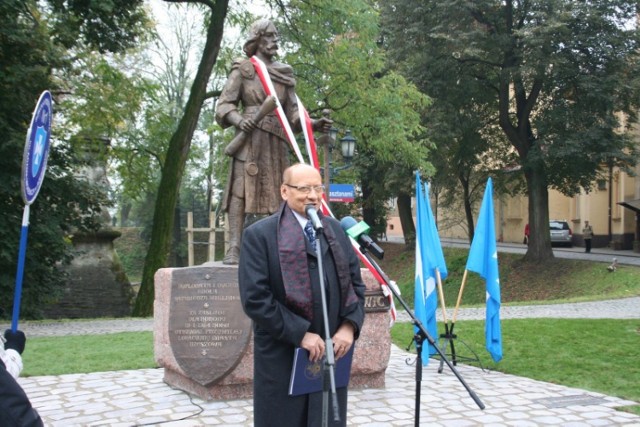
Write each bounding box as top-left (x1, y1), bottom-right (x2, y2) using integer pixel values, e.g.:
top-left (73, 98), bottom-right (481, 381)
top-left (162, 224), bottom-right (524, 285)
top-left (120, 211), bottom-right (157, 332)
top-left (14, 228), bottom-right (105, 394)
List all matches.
top-left (322, 126), bottom-right (339, 192)
top-left (339, 130), bottom-right (356, 164)
top-left (319, 127), bottom-right (357, 209)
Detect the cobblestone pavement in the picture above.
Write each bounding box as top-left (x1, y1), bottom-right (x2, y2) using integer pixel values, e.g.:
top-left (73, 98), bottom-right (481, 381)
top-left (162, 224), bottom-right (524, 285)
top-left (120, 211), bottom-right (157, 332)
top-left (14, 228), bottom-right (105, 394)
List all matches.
top-left (397, 296), bottom-right (640, 323)
top-left (4, 296), bottom-right (640, 426)
top-left (17, 344), bottom-right (640, 427)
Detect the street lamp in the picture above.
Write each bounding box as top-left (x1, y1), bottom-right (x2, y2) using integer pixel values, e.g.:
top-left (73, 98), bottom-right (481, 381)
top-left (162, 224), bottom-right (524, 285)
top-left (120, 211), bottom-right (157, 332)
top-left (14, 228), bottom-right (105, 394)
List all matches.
top-left (321, 129), bottom-right (356, 180)
top-left (318, 127), bottom-right (357, 209)
top-left (339, 130), bottom-right (356, 164)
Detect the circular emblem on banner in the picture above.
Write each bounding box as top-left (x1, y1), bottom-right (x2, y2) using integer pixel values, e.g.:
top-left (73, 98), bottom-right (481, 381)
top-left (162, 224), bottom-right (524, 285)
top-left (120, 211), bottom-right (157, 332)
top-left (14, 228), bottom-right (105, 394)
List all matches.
top-left (21, 91), bottom-right (52, 205)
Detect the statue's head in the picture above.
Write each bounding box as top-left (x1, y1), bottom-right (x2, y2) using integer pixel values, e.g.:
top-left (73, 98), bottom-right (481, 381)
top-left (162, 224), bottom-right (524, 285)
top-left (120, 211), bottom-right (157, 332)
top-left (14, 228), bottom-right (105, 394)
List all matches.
top-left (243, 19), bottom-right (279, 57)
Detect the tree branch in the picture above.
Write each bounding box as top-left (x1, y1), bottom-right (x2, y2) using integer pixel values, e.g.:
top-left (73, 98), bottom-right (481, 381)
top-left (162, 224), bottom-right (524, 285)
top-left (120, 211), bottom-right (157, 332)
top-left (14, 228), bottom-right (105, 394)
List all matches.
top-left (163, 0), bottom-right (216, 10)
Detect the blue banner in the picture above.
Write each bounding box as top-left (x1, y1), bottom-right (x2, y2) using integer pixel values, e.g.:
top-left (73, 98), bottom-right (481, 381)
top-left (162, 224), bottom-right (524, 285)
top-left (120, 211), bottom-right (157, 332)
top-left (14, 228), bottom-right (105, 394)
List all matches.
top-left (414, 172), bottom-right (447, 364)
top-left (466, 177), bottom-right (503, 362)
top-left (329, 183), bottom-right (355, 202)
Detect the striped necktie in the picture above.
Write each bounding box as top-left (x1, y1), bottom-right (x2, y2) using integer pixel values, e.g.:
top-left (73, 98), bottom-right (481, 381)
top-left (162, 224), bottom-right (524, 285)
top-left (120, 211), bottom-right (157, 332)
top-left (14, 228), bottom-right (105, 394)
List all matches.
top-left (304, 220), bottom-right (317, 251)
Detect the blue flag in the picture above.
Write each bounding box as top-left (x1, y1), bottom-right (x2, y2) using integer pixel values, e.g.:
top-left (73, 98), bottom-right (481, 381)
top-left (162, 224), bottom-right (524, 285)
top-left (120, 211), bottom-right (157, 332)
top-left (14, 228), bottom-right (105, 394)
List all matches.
top-left (414, 172), bottom-right (448, 364)
top-left (466, 178), bottom-right (503, 362)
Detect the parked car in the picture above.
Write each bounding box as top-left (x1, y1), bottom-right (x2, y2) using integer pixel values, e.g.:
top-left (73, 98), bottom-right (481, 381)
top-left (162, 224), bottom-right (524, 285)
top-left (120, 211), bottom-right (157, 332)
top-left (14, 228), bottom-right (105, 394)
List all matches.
top-left (549, 220), bottom-right (573, 247)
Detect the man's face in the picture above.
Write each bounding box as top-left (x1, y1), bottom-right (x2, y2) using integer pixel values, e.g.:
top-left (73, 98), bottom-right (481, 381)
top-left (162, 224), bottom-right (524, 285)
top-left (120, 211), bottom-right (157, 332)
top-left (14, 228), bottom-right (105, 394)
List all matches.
top-left (281, 166), bottom-right (324, 216)
top-left (257, 24), bottom-right (279, 58)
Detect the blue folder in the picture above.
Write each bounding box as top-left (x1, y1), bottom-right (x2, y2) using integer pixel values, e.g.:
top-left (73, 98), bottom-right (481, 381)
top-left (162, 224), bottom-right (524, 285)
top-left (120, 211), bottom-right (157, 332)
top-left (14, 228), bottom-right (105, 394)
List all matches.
top-left (288, 346), bottom-right (355, 396)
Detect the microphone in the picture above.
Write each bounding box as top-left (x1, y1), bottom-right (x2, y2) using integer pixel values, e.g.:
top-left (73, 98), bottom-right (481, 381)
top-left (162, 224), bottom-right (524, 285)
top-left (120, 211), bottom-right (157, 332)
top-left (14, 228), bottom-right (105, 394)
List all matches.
top-left (340, 216), bottom-right (384, 260)
top-left (305, 205), bottom-right (323, 230)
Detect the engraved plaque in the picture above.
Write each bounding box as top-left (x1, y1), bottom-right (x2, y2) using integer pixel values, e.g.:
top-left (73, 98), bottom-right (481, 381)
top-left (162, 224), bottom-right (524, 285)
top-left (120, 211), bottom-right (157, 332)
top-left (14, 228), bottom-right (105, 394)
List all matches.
top-left (364, 289), bottom-right (391, 313)
top-left (169, 266), bottom-right (251, 386)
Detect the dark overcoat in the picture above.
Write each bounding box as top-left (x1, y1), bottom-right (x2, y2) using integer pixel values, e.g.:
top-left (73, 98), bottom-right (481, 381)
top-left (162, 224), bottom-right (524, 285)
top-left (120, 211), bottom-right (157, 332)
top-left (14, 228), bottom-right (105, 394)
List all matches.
top-left (238, 206), bottom-right (366, 427)
top-left (0, 360), bottom-right (43, 426)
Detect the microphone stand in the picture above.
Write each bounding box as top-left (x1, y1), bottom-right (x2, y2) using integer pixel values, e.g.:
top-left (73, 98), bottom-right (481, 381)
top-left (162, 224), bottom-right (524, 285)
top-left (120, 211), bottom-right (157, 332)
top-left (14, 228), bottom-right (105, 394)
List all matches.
top-left (314, 227), bottom-right (341, 426)
top-left (357, 245), bottom-right (485, 425)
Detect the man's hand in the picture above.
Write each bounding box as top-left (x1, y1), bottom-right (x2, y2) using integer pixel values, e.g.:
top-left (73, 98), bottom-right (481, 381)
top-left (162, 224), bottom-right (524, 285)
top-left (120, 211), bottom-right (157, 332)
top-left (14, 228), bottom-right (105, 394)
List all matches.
top-left (4, 329), bottom-right (26, 355)
top-left (332, 322), bottom-right (355, 360)
top-left (300, 332), bottom-right (325, 363)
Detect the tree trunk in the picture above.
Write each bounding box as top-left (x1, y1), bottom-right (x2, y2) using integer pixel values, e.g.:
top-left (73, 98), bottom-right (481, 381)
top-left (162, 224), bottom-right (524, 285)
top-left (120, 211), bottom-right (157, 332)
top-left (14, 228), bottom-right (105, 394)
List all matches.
top-left (120, 201), bottom-right (131, 226)
top-left (133, 0), bottom-right (229, 316)
top-left (170, 200), bottom-right (184, 267)
top-left (361, 182), bottom-right (378, 235)
top-left (397, 192), bottom-right (415, 248)
top-left (523, 163), bottom-right (554, 262)
top-left (460, 176), bottom-right (475, 244)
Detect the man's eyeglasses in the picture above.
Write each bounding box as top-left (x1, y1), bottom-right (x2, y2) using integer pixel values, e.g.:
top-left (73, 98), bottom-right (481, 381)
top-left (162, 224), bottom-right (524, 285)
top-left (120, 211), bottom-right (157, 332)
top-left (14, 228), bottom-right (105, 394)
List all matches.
top-left (284, 184), bottom-right (325, 194)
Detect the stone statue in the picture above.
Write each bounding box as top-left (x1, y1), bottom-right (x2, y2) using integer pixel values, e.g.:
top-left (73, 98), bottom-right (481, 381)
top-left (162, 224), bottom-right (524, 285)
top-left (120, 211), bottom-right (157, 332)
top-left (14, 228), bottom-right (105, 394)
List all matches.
top-left (215, 19), bottom-right (330, 264)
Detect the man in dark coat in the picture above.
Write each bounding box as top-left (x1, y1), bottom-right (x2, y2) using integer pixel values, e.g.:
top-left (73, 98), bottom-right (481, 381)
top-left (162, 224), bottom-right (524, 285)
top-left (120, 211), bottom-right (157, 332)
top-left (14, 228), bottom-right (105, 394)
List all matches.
top-left (238, 163), bottom-right (366, 427)
top-left (0, 329), bottom-right (44, 427)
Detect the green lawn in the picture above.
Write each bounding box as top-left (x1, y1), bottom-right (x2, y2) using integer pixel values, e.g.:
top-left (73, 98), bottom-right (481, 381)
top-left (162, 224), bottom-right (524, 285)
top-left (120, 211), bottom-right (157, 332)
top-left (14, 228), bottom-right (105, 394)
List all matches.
top-left (22, 332), bottom-right (155, 376)
top-left (391, 318), bottom-right (640, 414)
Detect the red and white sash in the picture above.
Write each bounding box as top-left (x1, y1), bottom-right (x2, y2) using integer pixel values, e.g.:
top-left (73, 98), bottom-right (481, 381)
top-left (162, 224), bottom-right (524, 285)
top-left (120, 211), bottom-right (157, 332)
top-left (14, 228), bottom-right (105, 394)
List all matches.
top-left (250, 55), bottom-right (397, 324)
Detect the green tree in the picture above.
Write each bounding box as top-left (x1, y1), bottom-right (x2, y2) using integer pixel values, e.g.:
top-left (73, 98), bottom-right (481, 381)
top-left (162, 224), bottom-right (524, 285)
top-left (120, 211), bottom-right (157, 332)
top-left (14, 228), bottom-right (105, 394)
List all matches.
top-left (133, 0), bottom-right (229, 316)
top-left (269, 0), bottom-right (430, 242)
top-left (382, 0), bottom-right (640, 261)
top-left (426, 102), bottom-right (514, 242)
top-left (0, 0), bottom-right (149, 318)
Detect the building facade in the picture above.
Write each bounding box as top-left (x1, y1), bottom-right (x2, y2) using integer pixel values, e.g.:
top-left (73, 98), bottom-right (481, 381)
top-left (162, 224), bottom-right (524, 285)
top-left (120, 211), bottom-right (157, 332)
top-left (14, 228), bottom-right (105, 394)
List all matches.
top-left (385, 167), bottom-right (640, 251)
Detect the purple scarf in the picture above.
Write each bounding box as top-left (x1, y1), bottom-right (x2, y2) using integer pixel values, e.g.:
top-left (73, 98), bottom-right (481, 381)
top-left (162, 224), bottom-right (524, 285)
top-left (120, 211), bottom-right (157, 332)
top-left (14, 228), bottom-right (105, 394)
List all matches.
top-left (277, 204), bottom-right (359, 321)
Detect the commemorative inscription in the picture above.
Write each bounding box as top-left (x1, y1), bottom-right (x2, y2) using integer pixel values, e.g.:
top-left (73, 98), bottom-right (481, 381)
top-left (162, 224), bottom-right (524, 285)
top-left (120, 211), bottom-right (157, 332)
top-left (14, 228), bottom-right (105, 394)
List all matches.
top-left (364, 289), bottom-right (391, 313)
top-left (168, 266), bottom-right (251, 386)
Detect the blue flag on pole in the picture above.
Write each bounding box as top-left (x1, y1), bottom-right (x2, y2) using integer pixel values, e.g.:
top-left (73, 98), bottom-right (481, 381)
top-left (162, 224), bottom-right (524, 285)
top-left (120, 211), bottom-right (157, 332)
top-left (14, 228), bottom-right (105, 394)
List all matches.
top-left (466, 177), bottom-right (503, 362)
top-left (414, 172), bottom-right (448, 364)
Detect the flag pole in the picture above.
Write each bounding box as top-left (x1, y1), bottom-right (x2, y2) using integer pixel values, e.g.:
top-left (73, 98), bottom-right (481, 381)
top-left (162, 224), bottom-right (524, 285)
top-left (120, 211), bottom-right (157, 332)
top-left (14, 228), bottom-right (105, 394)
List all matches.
top-left (435, 268), bottom-right (448, 324)
top-left (441, 269), bottom-right (469, 371)
top-left (436, 266), bottom-right (458, 373)
top-left (11, 205), bottom-right (31, 332)
top-left (451, 269), bottom-right (469, 328)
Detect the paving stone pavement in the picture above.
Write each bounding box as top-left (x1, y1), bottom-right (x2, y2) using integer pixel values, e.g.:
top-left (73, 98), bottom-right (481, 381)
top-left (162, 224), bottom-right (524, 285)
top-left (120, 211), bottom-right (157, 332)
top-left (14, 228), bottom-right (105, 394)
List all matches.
top-left (5, 297), bottom-right (640, 426)
top-left (397, 296), bottom-right (640, 323)
top-left (16, 344), bottom-right (640, 427)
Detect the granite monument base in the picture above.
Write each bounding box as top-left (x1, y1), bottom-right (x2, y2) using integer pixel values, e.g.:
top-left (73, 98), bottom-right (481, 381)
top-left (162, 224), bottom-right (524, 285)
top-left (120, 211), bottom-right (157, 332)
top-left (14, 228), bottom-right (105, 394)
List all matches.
top-left (154, 262), bottom-right (391, 401)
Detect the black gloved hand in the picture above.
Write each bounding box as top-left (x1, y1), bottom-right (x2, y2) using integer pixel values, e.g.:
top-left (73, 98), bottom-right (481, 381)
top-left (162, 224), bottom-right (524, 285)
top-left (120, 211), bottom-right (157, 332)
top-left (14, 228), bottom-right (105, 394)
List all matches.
top-left (4, 329), bottom-right (26, 354)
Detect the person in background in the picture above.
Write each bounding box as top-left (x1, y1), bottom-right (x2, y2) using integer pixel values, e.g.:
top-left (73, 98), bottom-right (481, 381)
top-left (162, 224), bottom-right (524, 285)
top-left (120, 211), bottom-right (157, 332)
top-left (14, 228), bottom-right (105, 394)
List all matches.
top-left (523, 223), bottom-right (530, 245)
top-left (0, 329), bottom-right (44, 426)
top-left (582, 220), bottom-right (593, 253)
top-left (238, 163), bottom-right (366, 426)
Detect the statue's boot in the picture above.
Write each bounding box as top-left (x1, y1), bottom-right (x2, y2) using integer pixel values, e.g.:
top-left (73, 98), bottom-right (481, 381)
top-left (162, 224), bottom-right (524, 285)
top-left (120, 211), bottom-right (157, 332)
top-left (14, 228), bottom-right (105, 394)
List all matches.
top-left (223, 196), bottom-right (244, 265)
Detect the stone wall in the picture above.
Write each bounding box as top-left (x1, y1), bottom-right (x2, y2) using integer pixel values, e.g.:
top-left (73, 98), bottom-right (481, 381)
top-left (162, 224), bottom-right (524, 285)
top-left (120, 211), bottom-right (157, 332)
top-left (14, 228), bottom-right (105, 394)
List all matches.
top-left (43, 229), bottom-right (134, 318)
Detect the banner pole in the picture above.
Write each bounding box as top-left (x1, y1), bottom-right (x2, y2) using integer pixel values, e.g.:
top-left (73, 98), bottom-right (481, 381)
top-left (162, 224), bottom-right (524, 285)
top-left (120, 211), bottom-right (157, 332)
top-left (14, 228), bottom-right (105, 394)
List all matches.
top-left (451, 269), bottom-right (469, 326)
top-left (435, 268), bottom-right (448, 324)
top-left (11, 205), bottom-right (31, 332)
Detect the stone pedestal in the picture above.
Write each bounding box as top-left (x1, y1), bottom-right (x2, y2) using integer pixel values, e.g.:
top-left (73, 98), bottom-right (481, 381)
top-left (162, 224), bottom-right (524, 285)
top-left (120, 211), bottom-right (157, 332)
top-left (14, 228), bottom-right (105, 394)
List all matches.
top-left (45, 137), bottom-right (134, 318)
top-left (154, 262), bottom-right (391, 400)
top-left (44, 228), bottom-right (134, 318)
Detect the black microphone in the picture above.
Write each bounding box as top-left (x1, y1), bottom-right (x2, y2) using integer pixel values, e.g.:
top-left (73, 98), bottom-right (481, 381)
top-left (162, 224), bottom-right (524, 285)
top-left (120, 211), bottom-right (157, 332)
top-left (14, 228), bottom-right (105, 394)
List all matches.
top-left (305, 204), bottom-right (323, 230)
top-left (340, 216), bottom-right (384, 260)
